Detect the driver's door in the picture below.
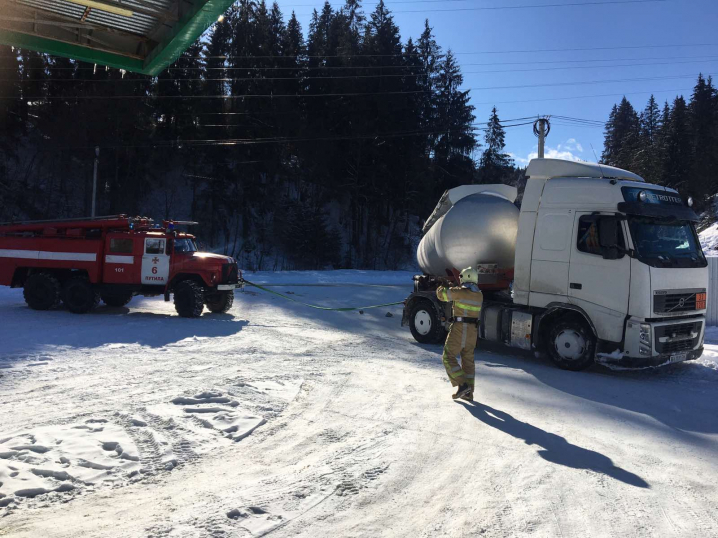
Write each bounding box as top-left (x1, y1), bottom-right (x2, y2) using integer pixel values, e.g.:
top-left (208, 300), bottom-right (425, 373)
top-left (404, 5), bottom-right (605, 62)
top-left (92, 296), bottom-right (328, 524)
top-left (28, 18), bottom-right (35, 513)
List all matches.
top-left (141, 237), bottom-right (170, 286)
top-left (568, 213), bottom-right (631, 342)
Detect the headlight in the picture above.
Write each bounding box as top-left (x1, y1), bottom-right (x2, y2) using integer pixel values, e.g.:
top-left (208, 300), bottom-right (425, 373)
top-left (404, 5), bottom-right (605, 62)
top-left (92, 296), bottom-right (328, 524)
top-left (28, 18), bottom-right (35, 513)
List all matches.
top-left (638, 190), bottom-right (648, 202)
top-left (639, 324), bottom-right (652, 355)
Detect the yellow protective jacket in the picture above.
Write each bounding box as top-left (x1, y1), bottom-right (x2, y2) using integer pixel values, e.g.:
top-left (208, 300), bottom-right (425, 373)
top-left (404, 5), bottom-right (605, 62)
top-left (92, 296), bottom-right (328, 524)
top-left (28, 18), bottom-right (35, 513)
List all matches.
top-left (436, 284), bottom-right (484, 319)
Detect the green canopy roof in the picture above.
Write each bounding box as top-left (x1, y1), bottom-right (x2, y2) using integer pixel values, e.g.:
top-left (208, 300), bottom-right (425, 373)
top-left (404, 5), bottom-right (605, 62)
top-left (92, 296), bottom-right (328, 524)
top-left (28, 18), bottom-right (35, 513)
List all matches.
top-left (0, 0), bottom-right (234, 75)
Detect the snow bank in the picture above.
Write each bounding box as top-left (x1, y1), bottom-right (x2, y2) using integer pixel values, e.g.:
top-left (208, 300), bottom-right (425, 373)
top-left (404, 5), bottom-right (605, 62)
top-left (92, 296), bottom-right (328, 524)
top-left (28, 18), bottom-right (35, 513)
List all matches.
top-left (699, 222), bottom-right (718, 254)
top-left (700, 327), bottom-right (718, 372)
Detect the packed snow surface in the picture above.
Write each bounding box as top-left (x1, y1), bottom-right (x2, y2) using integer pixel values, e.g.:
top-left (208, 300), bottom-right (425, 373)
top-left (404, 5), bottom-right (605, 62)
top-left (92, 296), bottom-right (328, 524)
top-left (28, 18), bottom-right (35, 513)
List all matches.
top-left (1, 271), bottom-right (717, 537)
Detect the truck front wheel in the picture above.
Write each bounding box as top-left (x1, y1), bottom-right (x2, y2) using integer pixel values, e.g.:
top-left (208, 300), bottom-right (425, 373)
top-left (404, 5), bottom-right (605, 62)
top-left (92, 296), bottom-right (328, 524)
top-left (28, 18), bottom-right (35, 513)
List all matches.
top-left (62, 277), bottom-right (100, 314)
top-left (409, 300), bottom-right (447, 344)
top-left (547, 317), bottom-right (596, 371)
top-left (23, 273), bottom-right (61, 310)
top-left (205, 290), bottom-right (234, 314)
top-left (174, 281), bottom-right (204, 318)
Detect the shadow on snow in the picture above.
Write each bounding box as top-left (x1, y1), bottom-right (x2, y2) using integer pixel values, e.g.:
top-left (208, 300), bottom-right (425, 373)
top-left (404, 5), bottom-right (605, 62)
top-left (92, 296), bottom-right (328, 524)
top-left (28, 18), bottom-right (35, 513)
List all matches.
top-left (0, 303), bottom-right (247, 356)
top-left (459, 401), bottom-right (650, 489)
top-left (471, 342), bottom-right (718, 437)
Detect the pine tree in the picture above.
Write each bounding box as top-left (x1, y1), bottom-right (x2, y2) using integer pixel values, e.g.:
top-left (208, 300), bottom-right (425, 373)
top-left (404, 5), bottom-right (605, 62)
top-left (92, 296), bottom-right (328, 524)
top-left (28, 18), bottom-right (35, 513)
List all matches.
top-left (602, 96), bottom-right (639, 169)
top-left (632, 95), bottom-right (662, 183)
top-left (416, 20), bottom-right (442, 150)
top-left (478, 107), bottom-right (513, 184)
top-left (689, 74), bottom-right (718, 198)
top-left (0, 45), bottom-right (24, 221)
top-left (433, 50), bottom-right (477, 191)
top-left (661, 96), bottom-right (693, 191)
top-left (283, 11), bottom-right (304, 59)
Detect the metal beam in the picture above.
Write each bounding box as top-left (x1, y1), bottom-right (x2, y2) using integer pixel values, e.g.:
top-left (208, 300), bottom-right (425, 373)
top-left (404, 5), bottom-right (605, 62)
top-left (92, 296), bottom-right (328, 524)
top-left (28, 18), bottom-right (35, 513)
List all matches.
top-left (0, 28), bottom-right (146, 68)
top-left (141, 0), bottom-right (233, 76)
top-left (7, 4), bottom-right (151, 41)
top-left (0, 0), bottom-right (234, 76)
top-left (66, 0), bottom-right (179, 21)
top-left (1, 17), bottom-right (117, 49)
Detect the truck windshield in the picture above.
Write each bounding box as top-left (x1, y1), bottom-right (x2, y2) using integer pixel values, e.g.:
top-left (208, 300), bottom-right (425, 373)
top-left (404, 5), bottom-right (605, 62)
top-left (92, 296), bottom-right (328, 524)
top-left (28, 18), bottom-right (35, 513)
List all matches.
top-left (627, 217), bottom-right (706, 268)
top-left (174, 238), bottom-right (198, 253)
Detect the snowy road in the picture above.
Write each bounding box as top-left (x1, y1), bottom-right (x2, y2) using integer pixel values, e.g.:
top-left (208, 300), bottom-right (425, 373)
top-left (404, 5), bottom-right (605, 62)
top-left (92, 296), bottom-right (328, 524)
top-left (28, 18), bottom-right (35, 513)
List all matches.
top-left (1, 272), bottom-right (718, 537)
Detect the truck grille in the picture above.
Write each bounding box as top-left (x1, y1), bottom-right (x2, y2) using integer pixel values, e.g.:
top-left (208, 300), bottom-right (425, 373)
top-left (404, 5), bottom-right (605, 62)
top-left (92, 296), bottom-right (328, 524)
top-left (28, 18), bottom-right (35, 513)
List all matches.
top-left (653, 290), bottom-right (706, 314)
top-left (222, 263), bottom-right (239, 284)
top-left (654, 322), bottom-right (702, 354)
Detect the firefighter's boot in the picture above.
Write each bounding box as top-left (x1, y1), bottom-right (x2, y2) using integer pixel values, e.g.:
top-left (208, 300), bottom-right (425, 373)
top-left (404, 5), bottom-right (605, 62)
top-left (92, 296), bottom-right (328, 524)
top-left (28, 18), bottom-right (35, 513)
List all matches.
top-left (452, 383), bottom-right (471, 400)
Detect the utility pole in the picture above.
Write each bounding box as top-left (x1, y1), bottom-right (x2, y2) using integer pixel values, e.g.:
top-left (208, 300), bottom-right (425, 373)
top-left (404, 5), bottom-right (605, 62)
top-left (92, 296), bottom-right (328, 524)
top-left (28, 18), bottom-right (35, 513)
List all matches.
top-left (91, 146), bottom-right (99, 218)
top-left (533, 117), bottom-right (551, 158)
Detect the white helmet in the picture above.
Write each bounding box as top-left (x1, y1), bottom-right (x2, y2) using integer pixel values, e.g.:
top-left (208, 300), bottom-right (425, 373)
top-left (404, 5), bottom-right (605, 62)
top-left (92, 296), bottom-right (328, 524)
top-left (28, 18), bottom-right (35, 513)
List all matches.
top-left (459, 267), bottom-right (478, 285)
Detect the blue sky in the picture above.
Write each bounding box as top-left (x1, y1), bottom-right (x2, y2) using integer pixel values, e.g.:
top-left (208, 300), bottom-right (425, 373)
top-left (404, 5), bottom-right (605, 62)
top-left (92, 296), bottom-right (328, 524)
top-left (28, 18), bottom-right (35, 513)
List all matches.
top-left (276, 0), bottom-right (718, 166)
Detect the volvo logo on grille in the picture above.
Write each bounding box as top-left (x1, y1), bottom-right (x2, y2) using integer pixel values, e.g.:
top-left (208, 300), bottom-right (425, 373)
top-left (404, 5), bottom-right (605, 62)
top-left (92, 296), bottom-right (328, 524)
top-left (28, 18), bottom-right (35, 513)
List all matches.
top-left (678, 297), bottom-right (686, 308)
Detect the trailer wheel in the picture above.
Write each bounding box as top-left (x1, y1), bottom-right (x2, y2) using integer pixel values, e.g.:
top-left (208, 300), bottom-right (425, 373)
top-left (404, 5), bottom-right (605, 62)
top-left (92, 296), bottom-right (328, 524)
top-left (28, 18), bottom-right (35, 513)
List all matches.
top-left (62, 277), bottom-right (100, 314)
top-left (174, 281), bottom-right (204, 318)
top-left (23, 273), bottom-right (61, 311)
top-left (409, 300), bottom-right (446, 344)
top-left (205, 290), bottom-right (234, 314)
top-left (547, 317), bottom-right (596, 371)
top-left (101, 293), bottom-right (133, 308)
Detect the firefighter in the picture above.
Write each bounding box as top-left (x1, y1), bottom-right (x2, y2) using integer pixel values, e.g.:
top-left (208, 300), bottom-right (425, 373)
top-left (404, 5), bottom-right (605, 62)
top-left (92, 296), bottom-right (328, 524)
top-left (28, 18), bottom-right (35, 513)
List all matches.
top-left (436, 267), bottom-right (483, 401)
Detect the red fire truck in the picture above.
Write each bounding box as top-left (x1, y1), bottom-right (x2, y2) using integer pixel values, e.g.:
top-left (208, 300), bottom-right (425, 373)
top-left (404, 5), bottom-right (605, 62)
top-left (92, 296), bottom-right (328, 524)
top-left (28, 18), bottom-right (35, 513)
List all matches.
top-left (0, 215), bottom-right (242, 317)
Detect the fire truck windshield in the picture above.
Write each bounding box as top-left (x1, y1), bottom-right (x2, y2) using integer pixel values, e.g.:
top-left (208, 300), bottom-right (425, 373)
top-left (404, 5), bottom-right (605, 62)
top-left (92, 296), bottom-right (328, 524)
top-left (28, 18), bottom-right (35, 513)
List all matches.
top-left (174, 238), bottom-right (198, 253)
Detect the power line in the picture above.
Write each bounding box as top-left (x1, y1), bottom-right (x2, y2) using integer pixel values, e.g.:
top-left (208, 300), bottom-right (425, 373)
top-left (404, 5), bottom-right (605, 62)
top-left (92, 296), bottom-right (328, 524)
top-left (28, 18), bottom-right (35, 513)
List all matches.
top-left (10, 54), bottom-right (718, 71)
top-left (14, 57), bottom-right (718, 83)
top-left (9, 72), bottom-right (712, 99)
top-left (197, 117), bottom-right (537, 126)
top-left (179, 43), bottom-right (718, 60)
top-left (472, 86), bottom-right (693, 105)
top-left (360, 0), bottom-right (668, 14)
top-left (42, 127), bottom-right (482, 150)
top-left (551, 114), bottom-right (606, 125)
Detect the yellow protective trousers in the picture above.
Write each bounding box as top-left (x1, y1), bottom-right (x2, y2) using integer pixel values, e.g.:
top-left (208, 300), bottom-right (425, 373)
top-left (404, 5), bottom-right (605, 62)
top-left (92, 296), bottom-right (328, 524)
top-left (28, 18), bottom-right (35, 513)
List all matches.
top-left (441, 321), bottom-right (477, 388)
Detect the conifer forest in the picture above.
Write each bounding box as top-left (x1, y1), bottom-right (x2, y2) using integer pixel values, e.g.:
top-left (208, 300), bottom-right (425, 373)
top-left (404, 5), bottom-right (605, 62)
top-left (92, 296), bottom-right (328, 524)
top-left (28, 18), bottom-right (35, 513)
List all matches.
top-left (0, 0), bottom-right (715, 269)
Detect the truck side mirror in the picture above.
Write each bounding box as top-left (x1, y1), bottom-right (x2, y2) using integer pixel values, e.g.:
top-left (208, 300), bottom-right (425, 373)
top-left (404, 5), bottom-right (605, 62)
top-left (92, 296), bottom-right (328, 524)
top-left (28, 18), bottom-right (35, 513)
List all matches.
top-left (599, 216), bottom-right (619, 260)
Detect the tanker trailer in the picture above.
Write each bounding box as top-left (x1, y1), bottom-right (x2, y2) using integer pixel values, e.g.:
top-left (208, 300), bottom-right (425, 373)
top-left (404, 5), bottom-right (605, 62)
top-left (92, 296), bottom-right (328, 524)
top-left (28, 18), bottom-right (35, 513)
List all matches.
top-left (404, 184), bottom-right (519, 344)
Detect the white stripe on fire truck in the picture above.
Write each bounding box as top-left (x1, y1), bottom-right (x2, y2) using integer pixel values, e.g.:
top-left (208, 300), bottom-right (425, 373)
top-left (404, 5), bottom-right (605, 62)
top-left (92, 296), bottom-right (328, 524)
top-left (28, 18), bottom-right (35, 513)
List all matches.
top-left (0, 249), bottom-right (97, 262)
top-left (105, 255), bottom-right (134, 264)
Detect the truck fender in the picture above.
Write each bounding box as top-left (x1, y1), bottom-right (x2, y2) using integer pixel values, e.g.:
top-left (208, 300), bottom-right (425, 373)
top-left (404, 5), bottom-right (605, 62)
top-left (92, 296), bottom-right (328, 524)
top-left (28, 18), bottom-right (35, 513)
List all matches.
top-left (535, 303), bottom-right (598, 349)
top-left (168, 273), bottom-right (210, 291)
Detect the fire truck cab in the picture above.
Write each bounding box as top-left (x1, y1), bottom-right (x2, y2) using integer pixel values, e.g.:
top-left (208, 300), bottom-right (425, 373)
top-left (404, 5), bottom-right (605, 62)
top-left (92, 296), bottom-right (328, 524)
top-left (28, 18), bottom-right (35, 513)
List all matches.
top-left (0, 215), bottom-right (242, 318)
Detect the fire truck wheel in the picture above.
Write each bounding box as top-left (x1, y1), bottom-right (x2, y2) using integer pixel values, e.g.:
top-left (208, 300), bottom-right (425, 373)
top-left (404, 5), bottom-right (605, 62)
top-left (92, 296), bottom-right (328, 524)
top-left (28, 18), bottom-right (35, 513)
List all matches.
top-left (62, 277), bottom-right (101, 314)
top-left (23, 273), bottom-right (62, 310)
top-left (101, 294), bottom-right (133, 308)
top-left (174, 281), bottom-right (205, 318)
top-left (205, 290), bottom-right (234, 314)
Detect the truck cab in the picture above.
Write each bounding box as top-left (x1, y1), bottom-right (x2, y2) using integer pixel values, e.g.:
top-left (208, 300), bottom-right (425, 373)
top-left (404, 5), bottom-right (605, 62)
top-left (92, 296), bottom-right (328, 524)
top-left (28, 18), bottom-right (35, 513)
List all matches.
top-left (403, 159), bottom-right (708, 370)
top-left (513, 159), bottom-right (707, 368)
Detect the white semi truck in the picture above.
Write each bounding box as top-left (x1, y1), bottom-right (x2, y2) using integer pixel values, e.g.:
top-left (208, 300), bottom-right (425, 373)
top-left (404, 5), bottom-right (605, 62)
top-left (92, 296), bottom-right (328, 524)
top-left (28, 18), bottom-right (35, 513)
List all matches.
top-left (402, 158), bottom-right (708, 370)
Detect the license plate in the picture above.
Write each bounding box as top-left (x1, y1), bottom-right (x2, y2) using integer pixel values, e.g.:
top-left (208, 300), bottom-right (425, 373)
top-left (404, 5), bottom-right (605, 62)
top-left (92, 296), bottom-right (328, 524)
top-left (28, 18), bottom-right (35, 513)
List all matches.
top-left (669, 353), bottom-right (688, 363)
